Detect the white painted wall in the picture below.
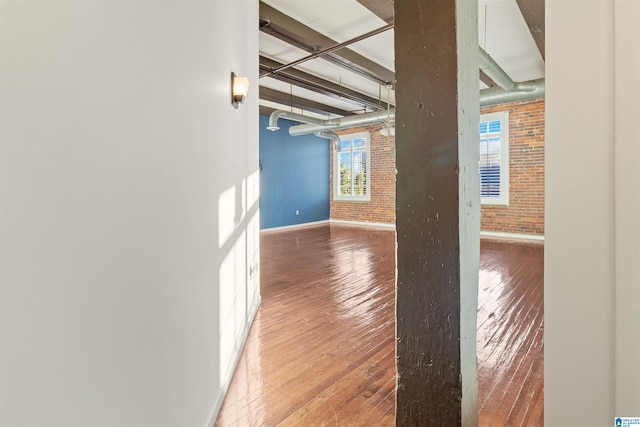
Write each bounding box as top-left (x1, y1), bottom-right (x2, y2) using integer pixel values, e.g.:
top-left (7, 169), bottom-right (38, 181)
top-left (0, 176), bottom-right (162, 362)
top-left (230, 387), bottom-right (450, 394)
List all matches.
top-left (546, 0), bottom-right (640, 423)
top-left (546, 1), bottom-right (614, 423)
top-left (0, 1), bottom-right (260, 426)
top-left (614, 0), bottom-right (640, 415)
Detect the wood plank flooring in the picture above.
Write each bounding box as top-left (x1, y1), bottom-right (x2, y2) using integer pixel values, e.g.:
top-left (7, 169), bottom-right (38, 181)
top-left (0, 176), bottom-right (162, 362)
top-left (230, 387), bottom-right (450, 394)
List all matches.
top-left (477, 239), bottom-right (544, 426)
top-left (215, 224), bottom-right (544, 426)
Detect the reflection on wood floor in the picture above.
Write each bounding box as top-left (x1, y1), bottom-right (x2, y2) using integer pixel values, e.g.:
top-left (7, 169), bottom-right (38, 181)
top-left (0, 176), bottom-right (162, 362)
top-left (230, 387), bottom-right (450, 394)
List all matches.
top-left (215, 224), bottom-right (543, 426)
top-left (477, 239), bottom-right (544, 426)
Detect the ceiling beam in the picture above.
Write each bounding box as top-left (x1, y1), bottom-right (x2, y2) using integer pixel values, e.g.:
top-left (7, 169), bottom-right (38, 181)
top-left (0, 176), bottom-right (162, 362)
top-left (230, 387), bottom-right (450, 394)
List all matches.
top-left (356, 0), bottom-right (394, 24)
top-left (260, 23), bottom-right (393, 80)
top-left (259, 86), bottom-right (354, 117)
top-left (479, 70), bottom-right (497, 88)
top-left (260, 1), bottom-right (395, 86)
top-left (259, 104), bottom-right (278, 117)
top-left (260, 55), bottom-right (390, 111)
top-left (515, 0), bottom-right (545, 60)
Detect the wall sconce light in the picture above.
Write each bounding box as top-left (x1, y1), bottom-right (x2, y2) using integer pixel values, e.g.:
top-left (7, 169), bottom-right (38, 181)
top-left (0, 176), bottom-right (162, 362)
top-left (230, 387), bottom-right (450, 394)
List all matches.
top-left (231, 72), bottom-right (250, 108)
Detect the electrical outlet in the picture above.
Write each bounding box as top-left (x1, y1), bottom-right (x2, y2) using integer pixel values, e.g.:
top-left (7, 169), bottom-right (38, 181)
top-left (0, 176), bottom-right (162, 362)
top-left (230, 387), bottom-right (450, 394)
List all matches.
top-left (295, 210), bottom-right (300, 215)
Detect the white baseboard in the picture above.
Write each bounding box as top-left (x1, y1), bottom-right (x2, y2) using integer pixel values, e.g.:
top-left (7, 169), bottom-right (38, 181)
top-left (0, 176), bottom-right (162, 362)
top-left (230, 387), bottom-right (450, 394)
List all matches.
top-left (261, 219), bottom-right (329, 233)
top-left (262, 220), bottom-right (542, 242)
top-left (480, 231), bottom-right (544, 242)
top-left (329, 219), bottom-right (396, 229)
top-left (207, 294), bottom-right (262, 427)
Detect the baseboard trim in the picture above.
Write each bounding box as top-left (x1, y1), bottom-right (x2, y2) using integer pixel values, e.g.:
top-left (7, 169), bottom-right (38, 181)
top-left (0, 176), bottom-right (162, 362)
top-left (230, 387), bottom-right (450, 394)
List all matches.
top-left (330, 219), bottom-right (396, 230)
top-left (261, 220), bottom-right (329, 233)
top-left (261, 221), bottom-right (542, 242)
top-left (480, 231), bottom-right (545, 242)
top-left (207, 294), bottom-right (262, 427)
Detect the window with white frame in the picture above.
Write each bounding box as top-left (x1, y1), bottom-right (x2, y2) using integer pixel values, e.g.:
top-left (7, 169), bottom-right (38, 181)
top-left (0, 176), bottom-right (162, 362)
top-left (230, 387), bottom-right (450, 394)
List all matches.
top-left (479, 112), bottom-right (509, 205)
top-left (334, 132), bottom-right (370, 201)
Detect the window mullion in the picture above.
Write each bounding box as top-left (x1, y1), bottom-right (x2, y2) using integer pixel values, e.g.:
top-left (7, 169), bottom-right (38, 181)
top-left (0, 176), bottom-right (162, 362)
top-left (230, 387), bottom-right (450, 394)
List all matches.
top-left (350, 146), bottom-right (355, 196)
top-left (334, 131), bottom-right (370, 202)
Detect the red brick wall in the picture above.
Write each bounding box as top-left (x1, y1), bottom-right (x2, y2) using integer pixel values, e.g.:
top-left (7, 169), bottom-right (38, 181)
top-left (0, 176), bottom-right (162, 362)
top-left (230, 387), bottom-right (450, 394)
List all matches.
top-left (480, 99), bottom-right (545, 236)
top-left (329, 98), bottom-right (545, 236)
top-left (330, 125), bottom-right (396, 224)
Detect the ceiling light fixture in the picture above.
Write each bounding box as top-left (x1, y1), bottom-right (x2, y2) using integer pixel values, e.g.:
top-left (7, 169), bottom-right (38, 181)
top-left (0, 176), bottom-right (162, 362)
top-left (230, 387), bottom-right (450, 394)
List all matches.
top-left (231, 72), bottom-right (250, 108)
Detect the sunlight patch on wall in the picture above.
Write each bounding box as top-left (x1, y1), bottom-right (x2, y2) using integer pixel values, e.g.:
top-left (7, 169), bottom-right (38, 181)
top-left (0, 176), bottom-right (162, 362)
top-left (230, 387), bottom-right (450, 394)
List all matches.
top-left (218, 186), bottom-right (236, 249)
top-left (217, 172), bottom-right (261, 389)
top-left (247, 169), bottom-right (259, 213)
top-left (246, 211), bottom-right (260, 315)
top-left (218, 230), bottom-right (247, 387)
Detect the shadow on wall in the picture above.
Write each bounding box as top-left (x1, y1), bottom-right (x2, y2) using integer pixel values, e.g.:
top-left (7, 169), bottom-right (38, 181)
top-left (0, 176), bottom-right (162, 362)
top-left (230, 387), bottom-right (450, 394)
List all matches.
top-left (217, 169), bottom-right (261, 393)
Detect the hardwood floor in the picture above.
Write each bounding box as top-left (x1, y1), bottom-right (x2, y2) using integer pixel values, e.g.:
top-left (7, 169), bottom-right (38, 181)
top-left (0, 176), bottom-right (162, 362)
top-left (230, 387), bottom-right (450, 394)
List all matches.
top-left (477, 239), bottom-right (544, 426)
top-left (215, 224), bottom-right (543, 426)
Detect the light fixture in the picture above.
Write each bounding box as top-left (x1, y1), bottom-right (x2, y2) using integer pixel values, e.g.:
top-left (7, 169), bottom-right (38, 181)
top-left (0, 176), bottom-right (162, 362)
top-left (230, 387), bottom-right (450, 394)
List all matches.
top-left (380, 126), bottom-right (395, 136)
top-left (231, 72), bottom-right (250, 108)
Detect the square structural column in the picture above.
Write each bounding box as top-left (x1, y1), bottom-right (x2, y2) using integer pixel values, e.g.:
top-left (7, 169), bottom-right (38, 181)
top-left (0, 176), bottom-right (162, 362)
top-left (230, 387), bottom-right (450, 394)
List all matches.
top-left (395, 0), bottom-right (480, 425)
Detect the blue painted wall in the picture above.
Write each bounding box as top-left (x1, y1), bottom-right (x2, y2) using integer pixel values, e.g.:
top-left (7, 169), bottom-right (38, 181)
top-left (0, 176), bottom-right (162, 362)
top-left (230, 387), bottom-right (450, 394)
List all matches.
top-left (259, 115), bottom-right (330, 229)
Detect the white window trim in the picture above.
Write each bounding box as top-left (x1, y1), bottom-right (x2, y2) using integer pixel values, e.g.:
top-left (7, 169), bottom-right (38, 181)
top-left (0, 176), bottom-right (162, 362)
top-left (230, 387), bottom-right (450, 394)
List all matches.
top-left (333, 131), bottom-right (371, 202)
top-left (480, 111), bottom-right (509, 206)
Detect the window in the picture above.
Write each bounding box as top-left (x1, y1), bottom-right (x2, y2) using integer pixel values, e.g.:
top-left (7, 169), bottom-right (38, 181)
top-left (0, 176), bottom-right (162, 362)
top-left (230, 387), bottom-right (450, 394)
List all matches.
top-left (480, 112), bottom-right (509, 205)
top-left (334, 132), bottom-right (370, 201)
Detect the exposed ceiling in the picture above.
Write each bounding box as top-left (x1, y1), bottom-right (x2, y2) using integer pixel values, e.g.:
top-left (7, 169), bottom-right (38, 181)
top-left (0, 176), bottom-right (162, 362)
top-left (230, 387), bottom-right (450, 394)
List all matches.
top-left (258, 0), bottom-right (545, 119)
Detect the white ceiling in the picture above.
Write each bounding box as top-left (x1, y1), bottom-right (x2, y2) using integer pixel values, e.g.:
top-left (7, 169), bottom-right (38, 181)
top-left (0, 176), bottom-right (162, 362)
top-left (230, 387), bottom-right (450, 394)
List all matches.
top-left (259, 0), bottom-right (544, 115)
top-left (480, 0), bottom-right (544, 82)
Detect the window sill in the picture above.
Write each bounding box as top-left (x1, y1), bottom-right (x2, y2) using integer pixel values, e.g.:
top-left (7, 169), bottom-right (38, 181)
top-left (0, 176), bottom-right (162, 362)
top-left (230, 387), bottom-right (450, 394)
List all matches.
top-left (334, 197), bottom-right (371, 203)
top-left (481, 200), bottom-right (509, 206)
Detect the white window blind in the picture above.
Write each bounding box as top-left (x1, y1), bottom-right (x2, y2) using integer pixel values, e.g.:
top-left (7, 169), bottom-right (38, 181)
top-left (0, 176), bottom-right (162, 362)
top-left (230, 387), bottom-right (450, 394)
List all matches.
top-left (480, 112), bottom-right (509, 205)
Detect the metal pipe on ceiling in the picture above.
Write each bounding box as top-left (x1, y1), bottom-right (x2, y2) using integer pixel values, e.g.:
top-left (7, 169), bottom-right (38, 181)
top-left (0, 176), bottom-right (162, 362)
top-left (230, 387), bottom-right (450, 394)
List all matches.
top-left (263, 109), bottom-right (342, 151)
top-left (266, 110), bottom-right (338, 131)
top-left (260, 58), bottom-right (390, 111)
top-left (261, 45), bottom-right (531, 115)
top-left (479, 78), bottom-right (545, 107)
top-left (314, 131), bottom-right (342, 152)
top-left (260, 23), bottom-right (394, 79)
top-left (266, 110), bottom-right (342, 151)
top-left (265, 39), bottom-right (544, 142)
top-left (271, 79), bottom-right (545, 140)
top-left (479, 47), bottom-right (515, 91)
top-left (287, 109), bottom-right (396, 136)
